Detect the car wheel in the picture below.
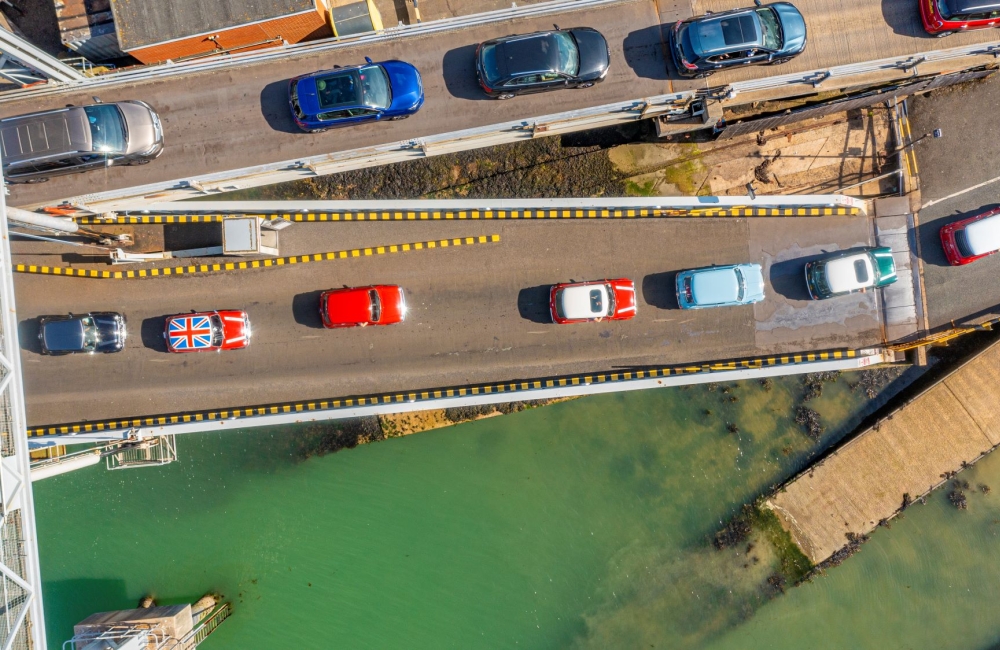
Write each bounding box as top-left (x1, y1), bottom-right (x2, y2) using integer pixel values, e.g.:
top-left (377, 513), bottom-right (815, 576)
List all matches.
top-left (769, 58), bottom-right (790, 65)
top-left (24, 177), bottom-right (49, 184)
top-left (577, 82), bottom-right (595, 89)
top-left (129, 159), bottom-right (152, 165)
top-left (693, 72), bottom-right (712, 79)
top-left (934, 31), bottom-right (954, 37)
top-left (496, 92), bottom-right (516, 100)
top-left (310, 128), bottom-right (328, 133)
top-left (388, 115), bottom-right (410, 121)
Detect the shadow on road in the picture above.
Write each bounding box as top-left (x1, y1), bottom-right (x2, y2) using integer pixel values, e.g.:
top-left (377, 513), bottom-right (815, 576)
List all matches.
top-left (442, 44), bottom-right (490, 100)
top-left (623, 26), bottom-right (669, 80)
top-left (140, 316), bottom-right (169, 352)
top-left (769, 258), bottom-right (816, 301)
top-left (17, 318), bottom-right (42, 354)
top-left (293, 290), bottom-right (326, 328)
top-left (260, 80), bottom-right (301, 133)
top-left (881, 0), bottom-right (935, 37)
top-left (641, 271), bottom-right (678, 310)
top-left (517, 285), bottom-right (552, 324)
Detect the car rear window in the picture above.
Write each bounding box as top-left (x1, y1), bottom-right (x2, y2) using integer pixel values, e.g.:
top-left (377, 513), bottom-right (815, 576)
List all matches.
top-left (84, 104), bottom-right (126, 154)
top-left (480, 44), bottom-right (502, 83)
top-left (369, 289), bottom-right (382, 322)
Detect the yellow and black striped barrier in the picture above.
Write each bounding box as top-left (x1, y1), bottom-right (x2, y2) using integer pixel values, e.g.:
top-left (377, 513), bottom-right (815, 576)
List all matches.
top-left (28, 348), bottom-right (858, 438)
top-left (73, 205), bottom-right (859, 225)
top-left (13, 234), bottom-right (500, 279)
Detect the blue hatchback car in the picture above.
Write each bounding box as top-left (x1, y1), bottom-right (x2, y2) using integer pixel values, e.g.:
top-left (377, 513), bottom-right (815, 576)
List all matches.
top-left (288, 58), bottom-right (424, 132)
top-left (676, 263), bottom-right (766, 309)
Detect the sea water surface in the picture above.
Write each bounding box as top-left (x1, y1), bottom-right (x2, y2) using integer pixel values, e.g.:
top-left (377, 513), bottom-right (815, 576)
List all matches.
top-left (34, 375), bottom-right (1000, 649)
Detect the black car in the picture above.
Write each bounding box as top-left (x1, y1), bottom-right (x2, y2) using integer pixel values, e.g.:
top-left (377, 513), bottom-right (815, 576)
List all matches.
top-left (38, 312), bottom-right (127, 355)
top-left (476, 27), bottom-right (610, 99)
top-left (668, 0), bottom-right (807, 78)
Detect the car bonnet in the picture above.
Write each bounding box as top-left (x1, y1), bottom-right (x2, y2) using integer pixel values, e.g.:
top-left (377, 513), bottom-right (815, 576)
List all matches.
top-left (770, 2), bottom-right (807, 54)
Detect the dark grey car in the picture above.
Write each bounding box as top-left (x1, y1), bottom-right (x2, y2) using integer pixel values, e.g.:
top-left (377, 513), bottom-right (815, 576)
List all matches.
top-left (39, 312), bottom-right (127, 355)
top-left (0, 100), bottom-right (163, 184)
top-left (476, 27), bottom-right (610, 99)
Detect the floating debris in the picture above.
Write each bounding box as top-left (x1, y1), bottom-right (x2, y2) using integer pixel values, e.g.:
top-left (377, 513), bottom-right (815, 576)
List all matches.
top-left (794, 407), bottom-right (824, 440)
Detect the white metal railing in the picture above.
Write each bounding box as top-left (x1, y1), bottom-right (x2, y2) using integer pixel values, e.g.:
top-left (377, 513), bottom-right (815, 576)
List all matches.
top-left (0, 146), bottom-right (44, 648)
top-left (0, 0), bottom-right (633, 103)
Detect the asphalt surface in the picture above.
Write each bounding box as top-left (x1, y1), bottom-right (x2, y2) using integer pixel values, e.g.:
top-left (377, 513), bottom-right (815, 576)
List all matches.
top-left (6, 0), bottom-right (1000, 207)
top-left (15, 217), bottom-right (880, 426)
top-left (909, 75), bottom-right (1000, 328)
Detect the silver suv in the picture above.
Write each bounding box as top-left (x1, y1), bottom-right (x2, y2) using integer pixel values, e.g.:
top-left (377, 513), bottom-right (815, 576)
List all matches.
top-left (0, 100), bottom-right (163, 183)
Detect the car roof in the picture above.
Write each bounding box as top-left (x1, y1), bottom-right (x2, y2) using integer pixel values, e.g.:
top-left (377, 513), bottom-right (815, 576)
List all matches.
top-left (43, 318), bottom-right (86, 351)
top-left (690, 267), bottom-right (740, 305)
top-left (496, 32), bottom-right (564, 77)
top-left (0, 107), bottom-right (93, 164)
top-left (325, 287), bottom-right (374, 323)
top-left (965, 214), bottom-right (1000, 256)
top-left (945, 0), bottom-right (1000, 13)
top-left (824, 254), bottom-right (874, 294)
top-left (559, 284), bottom-right (609, 319)
top-left (692, 11), bottom-right (762, 54)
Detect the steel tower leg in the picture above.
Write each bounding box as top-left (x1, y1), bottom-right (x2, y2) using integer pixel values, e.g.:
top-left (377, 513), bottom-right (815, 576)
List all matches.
top-left (0, 26), bottom-right (86, 86)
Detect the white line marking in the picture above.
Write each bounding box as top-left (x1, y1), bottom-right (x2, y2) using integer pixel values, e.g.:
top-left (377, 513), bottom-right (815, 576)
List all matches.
top-left (921, 174), bottom-right (1000, 210)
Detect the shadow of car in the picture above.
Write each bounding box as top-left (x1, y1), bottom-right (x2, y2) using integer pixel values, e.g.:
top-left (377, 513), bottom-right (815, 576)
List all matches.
top-left (641, 271), bottom-right (679, 310)
top-left (517, 285), bottom-right (554, 323)
top-left (623, 26), bottom-right (670, 80)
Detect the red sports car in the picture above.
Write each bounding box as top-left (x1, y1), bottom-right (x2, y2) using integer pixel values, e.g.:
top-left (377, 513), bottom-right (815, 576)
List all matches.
top-left (940, 207), bottom-right (1000, 265)
top-left (320, 285), bottom-right (406, 328)
top-left (164, 310), bottom-right (251, 352)
top-left (920, 0), bottom-right (1000, 36)
top-left (549, 279), bottom-right (636, 324)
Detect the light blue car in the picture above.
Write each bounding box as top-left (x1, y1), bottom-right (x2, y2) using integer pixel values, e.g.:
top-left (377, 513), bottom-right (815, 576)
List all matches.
top-left (676, 263), bottom-right (765, 309)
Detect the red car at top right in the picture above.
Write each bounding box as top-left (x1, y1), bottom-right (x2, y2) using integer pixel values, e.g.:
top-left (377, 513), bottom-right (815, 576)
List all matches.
top-left (921, 0), bottom-right (1000, 36)
top-left (940, 207), bottom-right (1000, 265)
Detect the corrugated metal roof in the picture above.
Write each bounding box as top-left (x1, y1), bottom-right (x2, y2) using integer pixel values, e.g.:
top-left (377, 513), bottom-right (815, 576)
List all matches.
top-left (55, 0), bottom-right (125, 60)
top-left (109, 0), bottom-right (318, 50)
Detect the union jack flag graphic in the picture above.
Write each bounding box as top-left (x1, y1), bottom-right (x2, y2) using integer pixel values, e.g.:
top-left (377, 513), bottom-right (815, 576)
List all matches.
top-left (168, 315), bottom-right (214, 351)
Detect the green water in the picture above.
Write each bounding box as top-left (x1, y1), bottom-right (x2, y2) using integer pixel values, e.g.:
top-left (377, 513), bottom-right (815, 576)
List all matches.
top-left (34, 373), bottom-right (1000, 649)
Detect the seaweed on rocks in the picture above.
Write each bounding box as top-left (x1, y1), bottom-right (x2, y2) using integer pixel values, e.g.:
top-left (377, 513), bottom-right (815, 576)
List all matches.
top-left (948, 490), bottom-right (968, 510)
top-left (980, 484), bottom-right (992, 495)
top-left (713, 505), bottom-right (755, 550)
top-left (444, 404), bottom-right (496, 422)
top-left (802, 372), bottom-right (840, 401)
top-left (850, 366), bottom-right (905, 399)
top-left (817, 532), bottom-right (869, 570)
top-left (794, 407), bottom-right (824, 440)
top-left (901, 493), bottom-right (913, 510)
top-left (759, 377), bottom-right (773, 392)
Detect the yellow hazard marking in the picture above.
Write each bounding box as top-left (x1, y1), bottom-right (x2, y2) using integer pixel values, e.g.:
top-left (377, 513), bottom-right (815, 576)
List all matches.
top-left (72, 205), bottom-right (860, 225)
top-left (13, 235), bottom-right (501, 279)
top-left (27, 348), bottom-right (859, 437)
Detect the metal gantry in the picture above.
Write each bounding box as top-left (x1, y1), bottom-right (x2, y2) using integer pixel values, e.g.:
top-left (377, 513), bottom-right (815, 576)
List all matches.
top-left (0, 27), bottom-right (85, 87)
top-left (0, 152), bottom-right (45, 648)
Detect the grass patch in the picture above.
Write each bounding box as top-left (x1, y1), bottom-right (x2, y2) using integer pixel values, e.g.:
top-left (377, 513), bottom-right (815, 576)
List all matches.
top-left (714, 500), bottom-right (813, 586)
top-left (625, 179), bottom-right (657, 196)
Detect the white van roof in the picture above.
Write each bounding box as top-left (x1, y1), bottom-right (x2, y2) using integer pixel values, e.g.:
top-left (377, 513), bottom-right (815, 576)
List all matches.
top-left (965, 214), bottom-right (1000, 257)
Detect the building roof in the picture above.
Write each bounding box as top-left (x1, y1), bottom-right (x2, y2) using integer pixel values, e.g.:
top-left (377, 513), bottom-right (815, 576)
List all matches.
top-left (110, 0), bottom-right (317, 50)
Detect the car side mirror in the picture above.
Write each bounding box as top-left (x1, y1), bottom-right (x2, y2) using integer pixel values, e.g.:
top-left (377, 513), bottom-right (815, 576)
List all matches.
top-left (754, 0), bottom-right (762, 5)
top-left (364, 56), bottom-right (373, 64)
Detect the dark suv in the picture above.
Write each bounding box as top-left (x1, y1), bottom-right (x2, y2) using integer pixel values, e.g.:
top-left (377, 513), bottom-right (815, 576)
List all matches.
top-left (476, 27), bottom-right (610, 99)
top-left (39, 312), bottom-right (127, 355)
top-left (669, 0), bottom-right (806, 78)
top-left (0, 100), bottom-right (163, 184)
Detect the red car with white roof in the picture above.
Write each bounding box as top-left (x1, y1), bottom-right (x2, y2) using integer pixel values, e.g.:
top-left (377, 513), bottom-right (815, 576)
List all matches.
top-left (920, 0), bottom-right (1000, 36)
top-left (320, 285), bottom-right (406, 328)
top-left (549, 279), bottom-right (636, 324)
top-left (164, 310), bottom-right (251, 352)
top-left (940, 207), bottom-right (1000, 265)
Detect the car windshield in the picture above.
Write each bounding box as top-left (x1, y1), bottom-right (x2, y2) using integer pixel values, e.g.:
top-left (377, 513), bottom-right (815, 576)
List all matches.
top-left (83, 104), bottom-right (126, 153)
top-left (80, 316), bottom-right (98, 351)
top-left (209, 314), bottom-right (224, 347)
top-left (369, 289), bottom-right (382, 322)
top-left (552, 32), bottom-right (580, 76)
top-left (359, 65), bottom-right (391, 109)
top-left (810, 264), bottom-right (831, 294)
top-left (734, 268), bottom-right (746, 301)
top-left (756, 8), bottom-right (782, 50)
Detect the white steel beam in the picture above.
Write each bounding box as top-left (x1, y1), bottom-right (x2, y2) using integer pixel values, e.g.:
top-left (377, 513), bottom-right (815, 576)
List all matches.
top-left (0, 28), bottom-right (85, 84)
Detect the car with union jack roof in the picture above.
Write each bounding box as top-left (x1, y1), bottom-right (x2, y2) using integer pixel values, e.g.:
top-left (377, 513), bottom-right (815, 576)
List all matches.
top-left (549, 279), bottom-right (636, 324)
top-left (939, 207), bottom-right (1000, 265)
top-left (320, 285), bottom-right (406, 328)
top-left (164, 310), bottom-right (251, 353)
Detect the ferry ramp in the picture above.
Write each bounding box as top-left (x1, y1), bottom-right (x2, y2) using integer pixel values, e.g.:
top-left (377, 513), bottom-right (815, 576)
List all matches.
top-left (768, 338), bottom-right (1000, 565)
top-left (3, 0), bottom-right (999, 210)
